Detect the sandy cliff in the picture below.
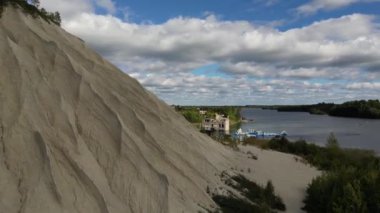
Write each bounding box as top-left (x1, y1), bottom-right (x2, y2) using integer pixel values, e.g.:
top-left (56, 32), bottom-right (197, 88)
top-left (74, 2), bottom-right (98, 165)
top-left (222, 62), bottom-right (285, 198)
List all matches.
top-left (0, 6), bottom-right (319, 213)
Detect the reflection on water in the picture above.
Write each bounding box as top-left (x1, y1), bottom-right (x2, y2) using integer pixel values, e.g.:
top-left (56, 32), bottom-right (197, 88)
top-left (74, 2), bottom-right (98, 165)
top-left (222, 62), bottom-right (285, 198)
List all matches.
top-left (240, 108), bottom-right (380, 153)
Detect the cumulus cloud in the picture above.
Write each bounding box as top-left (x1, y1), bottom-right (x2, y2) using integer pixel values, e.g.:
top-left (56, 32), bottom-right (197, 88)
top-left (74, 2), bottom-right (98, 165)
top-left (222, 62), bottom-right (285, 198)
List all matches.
top-left (297, 0), bottom-right (380, 15)
top-left (64, 13), bottom-right (380, 72)
top-left (347, 82), bottom-right (380, 90)
top-left (133, 72), bottom-right (370, 105)
top-left (40, 0), bottom-right (93, 19)
top-left (39, 1), bottom-right (380, 104)
top-left (40, 0), bottom-right (116, 19)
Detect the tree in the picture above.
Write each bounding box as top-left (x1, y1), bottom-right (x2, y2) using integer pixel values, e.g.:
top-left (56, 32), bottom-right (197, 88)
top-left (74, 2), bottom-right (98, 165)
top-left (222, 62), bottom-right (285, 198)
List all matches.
top-left (182, 110), bottom-right (201, 123)
top-left (52, 11), bottom-right (61, 25)
top-left (40, 8), bottom-right (47, 16)
top-left (30, 0), bottom-right (40, 8)
top-left (1, 0), bottom-right (61, 26)
top-left (332, 182), bottom-right (367, 213)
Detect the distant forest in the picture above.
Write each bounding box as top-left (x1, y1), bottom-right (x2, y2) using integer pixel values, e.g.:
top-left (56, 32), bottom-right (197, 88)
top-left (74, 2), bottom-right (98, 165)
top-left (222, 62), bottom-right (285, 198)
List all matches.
top-left (0, 0), bottom-right (61, 26)
top-left (271, 100), bottom-right (380, 119)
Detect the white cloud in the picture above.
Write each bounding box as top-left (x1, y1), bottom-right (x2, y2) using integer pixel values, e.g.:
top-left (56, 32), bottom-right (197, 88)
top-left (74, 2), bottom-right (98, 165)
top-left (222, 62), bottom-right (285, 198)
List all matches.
top-left (40, 0), bottom-right (93, 19)
top-left (39, 1), bottom-right (380, 104)
top-left (39, 0), bottom-right (116, 19)
top-left (63, 13), bottom-right (380, 72)
top-left (347, 82), bottom-right (380, 90)
top-left (297, 0), bottom-right (380, 15)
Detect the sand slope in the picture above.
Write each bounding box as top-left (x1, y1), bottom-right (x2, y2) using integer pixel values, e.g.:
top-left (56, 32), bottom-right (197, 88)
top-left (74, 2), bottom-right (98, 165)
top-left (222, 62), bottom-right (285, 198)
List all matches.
top-left (0, 6), bottom-right (319, 213)
top-left (235, 145), bottom-right (321, 212)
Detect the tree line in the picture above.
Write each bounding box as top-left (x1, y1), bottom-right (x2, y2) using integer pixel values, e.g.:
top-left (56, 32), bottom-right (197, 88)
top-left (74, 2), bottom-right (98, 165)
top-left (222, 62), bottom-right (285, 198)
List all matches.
top-left (0, 0), bottom-right (61, 26)
top-left (276, 100), bottom-right (380, 119)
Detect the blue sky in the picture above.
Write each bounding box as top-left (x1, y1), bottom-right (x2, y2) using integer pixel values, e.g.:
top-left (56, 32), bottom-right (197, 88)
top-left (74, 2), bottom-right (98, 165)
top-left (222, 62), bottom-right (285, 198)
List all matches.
top-left (41, 0), bottom-right (380, 105)
top-left (113, 0), bottom-right (380, 29)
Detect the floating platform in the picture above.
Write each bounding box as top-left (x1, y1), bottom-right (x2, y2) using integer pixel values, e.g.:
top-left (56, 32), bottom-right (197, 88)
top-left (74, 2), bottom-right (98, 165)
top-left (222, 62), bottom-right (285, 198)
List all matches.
top-left (233, 128), bottom-right (287, 140)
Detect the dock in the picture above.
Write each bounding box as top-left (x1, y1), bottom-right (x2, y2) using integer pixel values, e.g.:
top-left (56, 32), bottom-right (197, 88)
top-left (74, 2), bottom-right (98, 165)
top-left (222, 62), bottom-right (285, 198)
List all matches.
top-left (233, 128), bottom-right (287, 140)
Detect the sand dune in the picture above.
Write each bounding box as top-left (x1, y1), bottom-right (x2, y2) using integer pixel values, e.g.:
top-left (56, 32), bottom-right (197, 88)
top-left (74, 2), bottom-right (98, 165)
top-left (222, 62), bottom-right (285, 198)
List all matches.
top-left (234, 145), bottom-right (321, 212)
top-left (0, 6), bottom-right (319, 213)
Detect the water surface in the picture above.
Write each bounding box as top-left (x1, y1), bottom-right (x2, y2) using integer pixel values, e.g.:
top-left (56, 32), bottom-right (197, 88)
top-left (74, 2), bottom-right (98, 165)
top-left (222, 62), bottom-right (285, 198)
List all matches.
top-left (240, 108), bottom-right (380, 153)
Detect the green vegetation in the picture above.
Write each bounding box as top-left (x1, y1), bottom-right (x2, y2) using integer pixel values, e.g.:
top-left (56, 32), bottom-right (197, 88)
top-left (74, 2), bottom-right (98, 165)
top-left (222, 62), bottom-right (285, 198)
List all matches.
top-left (303, 168), bottom-right (380, 213)
top-left (202, 106), bottom-right (240, 123)
top-left (212, 174), bottom-right (286, 212)
top-left (265, 135), bottom-right (377, 171)
top-left (302, 136), bottom-right (380, 213)
top-left (0, 0), bottom-right (61, 26)
top-left (245, 134), bottom-right (380, 212)
top-left (181, 110), bottom-right (203, 123)
top-left (276, 102), bottom-right (334, 115)
top-left (275, 100), bottom-right (380, 119)
top-left (241, 137), bottom-right (271, 149)
top-left (329, 99), bottom-right (380, 119)
top-left (174, 106), bottom-right (241, 124)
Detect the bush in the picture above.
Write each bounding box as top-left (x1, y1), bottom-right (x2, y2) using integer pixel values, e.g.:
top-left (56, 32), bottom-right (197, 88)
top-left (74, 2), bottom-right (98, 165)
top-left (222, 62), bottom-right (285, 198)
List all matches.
top-left (181, 110), bottom-right (202, 123)
top-left (303, 167), bottom-right (380, 213)
top-left (213, 174), bottom-right (286, 212)
top-left (242, 137), bottom-right (270, 149)
top-left (212, 195), bottom-right (264, 213)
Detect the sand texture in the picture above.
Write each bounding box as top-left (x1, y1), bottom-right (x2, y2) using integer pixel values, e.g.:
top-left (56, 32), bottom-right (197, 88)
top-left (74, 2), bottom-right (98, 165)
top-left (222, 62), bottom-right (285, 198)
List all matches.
top-left (0, 6), bottom-right (319, 213)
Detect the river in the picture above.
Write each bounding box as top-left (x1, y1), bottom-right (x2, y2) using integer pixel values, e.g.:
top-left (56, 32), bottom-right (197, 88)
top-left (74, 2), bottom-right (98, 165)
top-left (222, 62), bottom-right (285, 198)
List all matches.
top-left (240, 108), bottom-right (380, 153)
